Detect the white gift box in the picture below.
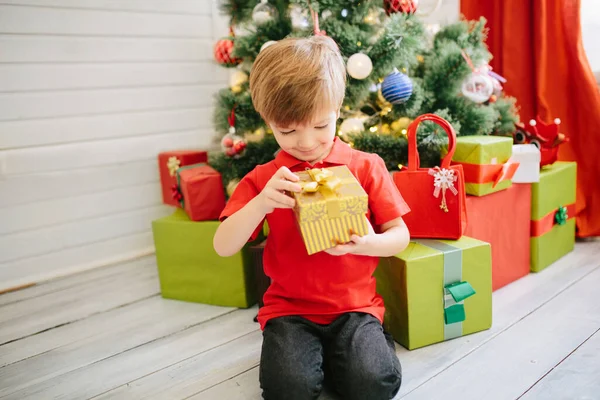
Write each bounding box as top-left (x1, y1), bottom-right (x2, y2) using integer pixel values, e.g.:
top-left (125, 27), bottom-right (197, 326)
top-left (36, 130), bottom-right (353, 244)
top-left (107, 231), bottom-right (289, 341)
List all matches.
top-left (510, 144), bottom-right (541, 183)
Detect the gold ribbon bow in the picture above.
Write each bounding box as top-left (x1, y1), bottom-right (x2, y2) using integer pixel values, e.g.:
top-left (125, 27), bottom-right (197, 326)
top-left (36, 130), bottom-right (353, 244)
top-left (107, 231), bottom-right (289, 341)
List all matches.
top-left (167, 156), bottom-right (181, 177)
top-left (299, 168), bottom-right (343, 218)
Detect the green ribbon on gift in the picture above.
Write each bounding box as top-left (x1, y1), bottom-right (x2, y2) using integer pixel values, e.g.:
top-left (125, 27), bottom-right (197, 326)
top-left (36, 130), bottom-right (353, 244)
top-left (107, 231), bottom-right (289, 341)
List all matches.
top-left (175, 163), bottom-right (208, 208)
top-left (415, 239), bottom-right (477, 340)
top-left (554, 205), bottom-right (568, 226)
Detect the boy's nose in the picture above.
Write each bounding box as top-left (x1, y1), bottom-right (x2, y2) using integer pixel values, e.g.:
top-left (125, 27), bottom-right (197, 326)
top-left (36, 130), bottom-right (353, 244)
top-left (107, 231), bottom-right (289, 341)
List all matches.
top-left (297, 137), bottom-right (315, 150)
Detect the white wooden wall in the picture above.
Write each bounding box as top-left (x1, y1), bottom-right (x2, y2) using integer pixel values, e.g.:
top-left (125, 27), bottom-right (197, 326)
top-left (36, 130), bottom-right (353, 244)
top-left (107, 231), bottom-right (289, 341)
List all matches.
top-left (582, 0), bottom-right (600, 82)
top-left (0, 0), bottom-right (229, 291)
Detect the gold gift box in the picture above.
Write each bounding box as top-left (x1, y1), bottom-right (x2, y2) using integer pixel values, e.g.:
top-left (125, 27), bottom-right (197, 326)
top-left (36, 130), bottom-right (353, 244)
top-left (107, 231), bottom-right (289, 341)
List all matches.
top-left (292, 166), bottom-right (369, 255)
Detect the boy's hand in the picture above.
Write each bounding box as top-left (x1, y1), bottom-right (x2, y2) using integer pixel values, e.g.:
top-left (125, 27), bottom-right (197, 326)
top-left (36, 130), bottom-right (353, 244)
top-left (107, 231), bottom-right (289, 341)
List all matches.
top-left (257, 166), bottom-right (302, 215)
top-left (324, 216), bottom-right (377, 256)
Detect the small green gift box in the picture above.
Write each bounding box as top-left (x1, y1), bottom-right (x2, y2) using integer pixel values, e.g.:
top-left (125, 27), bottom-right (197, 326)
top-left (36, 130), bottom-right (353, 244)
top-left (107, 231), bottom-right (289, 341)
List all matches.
top-left (375, 237), bottom-right (492, 350)
top-left (452, 136), bottom-right (518, 196)
top-left (530, 161), bottom-right (577, 272)
top-left (152, 209), bottom-right (258, 308)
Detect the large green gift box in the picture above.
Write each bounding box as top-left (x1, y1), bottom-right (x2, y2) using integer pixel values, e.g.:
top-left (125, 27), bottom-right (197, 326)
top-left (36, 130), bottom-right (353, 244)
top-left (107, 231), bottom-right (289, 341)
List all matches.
top-left (452, 136), bottom-right (517, 196)
top-left (152, 209), bottom-right (257, 308)
top-left (530, 161), bottom-right (577, 272)
top-left (375, 237), bottom-right (492, 350)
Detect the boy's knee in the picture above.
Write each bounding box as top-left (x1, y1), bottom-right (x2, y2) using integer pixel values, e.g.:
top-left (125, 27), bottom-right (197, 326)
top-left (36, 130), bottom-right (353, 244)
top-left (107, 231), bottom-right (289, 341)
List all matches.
top-left (260, 366), bottom-right (323, 400)
top-left (344, 361), bottom-right (402, 400)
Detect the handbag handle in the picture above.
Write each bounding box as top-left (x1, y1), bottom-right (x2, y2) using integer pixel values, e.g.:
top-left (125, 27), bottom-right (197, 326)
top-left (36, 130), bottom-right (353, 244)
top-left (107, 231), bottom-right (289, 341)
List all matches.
top-left (407, 114), bottom-right (457, 171)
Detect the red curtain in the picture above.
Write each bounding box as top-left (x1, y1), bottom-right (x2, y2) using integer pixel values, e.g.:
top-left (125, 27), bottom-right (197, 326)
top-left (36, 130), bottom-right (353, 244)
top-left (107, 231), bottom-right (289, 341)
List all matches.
top-left (461, 0), bottom-right (600, 237)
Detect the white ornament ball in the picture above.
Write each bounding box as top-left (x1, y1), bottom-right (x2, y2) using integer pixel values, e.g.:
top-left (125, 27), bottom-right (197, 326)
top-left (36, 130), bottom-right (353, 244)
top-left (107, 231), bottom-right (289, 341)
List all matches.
top-left (339, 118), bottom-right (365, 137)
top-left (229, 70), bottom-right (248, 88)
top-left (461, 71), bottom-right (494, 103)
top-left (347, 53), bottom-right (373, 80)
top-left (260, 40), bottom-right (277, 52)
top-left (252, 0), bottom-right (278, 25)
top-left (289, 4), bottom-right (310, 30)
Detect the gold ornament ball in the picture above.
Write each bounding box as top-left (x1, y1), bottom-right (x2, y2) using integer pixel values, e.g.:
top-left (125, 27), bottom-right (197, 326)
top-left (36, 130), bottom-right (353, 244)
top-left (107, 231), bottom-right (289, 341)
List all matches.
top-left (397, 117), bottom-right (412, 130)
top-left (226, 179), bottom-right (240, 197)
top-left (231, 85), bottom-right (242, 94)
top-left (380, 124), bottom-right (391, 135)
top-left (229, 70), bottom-right (248, 88)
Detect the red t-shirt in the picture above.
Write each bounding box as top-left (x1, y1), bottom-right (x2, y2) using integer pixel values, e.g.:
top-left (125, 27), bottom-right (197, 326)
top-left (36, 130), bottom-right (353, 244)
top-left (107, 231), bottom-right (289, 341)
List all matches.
top-left (220, 138), bottom-right (410, 330)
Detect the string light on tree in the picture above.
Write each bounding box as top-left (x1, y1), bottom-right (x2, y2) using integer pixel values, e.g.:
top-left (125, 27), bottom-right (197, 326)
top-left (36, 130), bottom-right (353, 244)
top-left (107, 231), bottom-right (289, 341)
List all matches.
top-left (364, 7), bottom-right (386, 26)
top-left (347, 53), bottom-right (373, 80)
top-left (252, 0), bottom-right (278, 25)
top-left (381, 68), bottom-right (413, 104)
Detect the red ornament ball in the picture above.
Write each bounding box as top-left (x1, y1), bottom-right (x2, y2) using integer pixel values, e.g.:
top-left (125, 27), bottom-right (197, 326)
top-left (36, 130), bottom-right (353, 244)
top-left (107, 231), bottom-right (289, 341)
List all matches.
top-left (214, 38), bottom-right (241, 66)
top-left (384, 0), bottom-right (418, 14)
top-left (233, 140), bottom-right (247, 153)
top-left (222, 136), bottom-right (234, 148)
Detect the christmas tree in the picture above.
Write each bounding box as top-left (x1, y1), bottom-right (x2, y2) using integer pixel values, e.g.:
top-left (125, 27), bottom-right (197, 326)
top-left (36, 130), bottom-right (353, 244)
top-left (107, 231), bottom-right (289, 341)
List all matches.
top-left (210, 0), bottom-right (520, 191)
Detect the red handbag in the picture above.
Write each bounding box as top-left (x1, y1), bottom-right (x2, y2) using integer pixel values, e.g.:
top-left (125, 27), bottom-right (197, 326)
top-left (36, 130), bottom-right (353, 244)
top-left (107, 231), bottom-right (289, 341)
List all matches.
top-left (392, 114), bottom-right (467, 239)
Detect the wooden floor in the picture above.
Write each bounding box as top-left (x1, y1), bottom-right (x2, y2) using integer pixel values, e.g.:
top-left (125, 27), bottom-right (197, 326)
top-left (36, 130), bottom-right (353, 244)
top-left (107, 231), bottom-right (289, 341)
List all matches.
top-left (1, 242), bottom-right (599, 400)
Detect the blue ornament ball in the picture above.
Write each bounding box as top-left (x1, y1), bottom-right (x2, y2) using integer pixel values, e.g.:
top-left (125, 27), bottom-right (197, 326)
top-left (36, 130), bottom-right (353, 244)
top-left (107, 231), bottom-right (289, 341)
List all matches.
top-left (381, 70), bottom-right (413, 104)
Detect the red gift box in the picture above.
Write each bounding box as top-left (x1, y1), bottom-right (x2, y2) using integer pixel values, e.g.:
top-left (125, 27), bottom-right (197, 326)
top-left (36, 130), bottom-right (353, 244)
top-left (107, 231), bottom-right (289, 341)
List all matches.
top-left (158, 150), bottom-right (207, 206)
top-left (465, 183), bottom-right (531, 290)
top-left (392, 114), bottom-right (467, 239)
top-left (176, 164), bottom-right (226, 221)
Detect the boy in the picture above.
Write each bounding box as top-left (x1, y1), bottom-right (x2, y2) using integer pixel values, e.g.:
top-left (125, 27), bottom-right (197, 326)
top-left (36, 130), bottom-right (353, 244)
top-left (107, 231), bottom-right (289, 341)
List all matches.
top-left (214, 36), bottom-right (410, 400)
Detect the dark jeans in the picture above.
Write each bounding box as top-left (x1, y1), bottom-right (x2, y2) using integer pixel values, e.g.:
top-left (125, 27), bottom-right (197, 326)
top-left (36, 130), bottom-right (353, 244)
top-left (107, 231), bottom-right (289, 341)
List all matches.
top-left (259, 313), bottom-right (402, 400)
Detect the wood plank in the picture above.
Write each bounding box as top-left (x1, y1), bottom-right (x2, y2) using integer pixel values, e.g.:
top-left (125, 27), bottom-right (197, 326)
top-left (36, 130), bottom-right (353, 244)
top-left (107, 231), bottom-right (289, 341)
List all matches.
top-left (1, 130), bottom-right (211, 175)
top-left (0, 205), bottom-right (168, 263)
top-left (0, 159), bottom-right (158, 208)
top-left (0, 62), bottom-right (219, 92)
top-left (0, 256), bottom-right (154, 307)
top-left (0, 85), bottom-right (218, 121)
top-left (191, 242), bottom-right (600, 399)
top-left (96, 332), bottom-right (262, 400)
top-left (1, 107), bottom-right (212, 149)
top-left (0, 257), bottom-right (159, 345)
top-left (0, 231), bottom-right (155, 292)
top-left (0, 183), bottom-right (161, 235)
top-left (191, 367), bottom-right (261, 400)
top-left (0, 5), bottom-right (210, 37)
top-left (0, 36), bottom-right (211, 63)
top-left (0, 298), bottom-right (235, 397)
top-left (519, 329), bottom-right (600, 400)
top-left (401, 268), bottom-right (600, 400)
top-left (0, 256), bottom-right (156, 323)
top-left (3, 308), bottom-right (260, 399)
top-left (0, 0), bottom-right (211, 14)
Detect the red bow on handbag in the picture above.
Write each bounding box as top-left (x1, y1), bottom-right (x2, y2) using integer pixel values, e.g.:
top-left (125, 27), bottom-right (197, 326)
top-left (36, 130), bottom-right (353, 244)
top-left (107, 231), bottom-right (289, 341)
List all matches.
top-left (392, 114), bottom-right (467, 240)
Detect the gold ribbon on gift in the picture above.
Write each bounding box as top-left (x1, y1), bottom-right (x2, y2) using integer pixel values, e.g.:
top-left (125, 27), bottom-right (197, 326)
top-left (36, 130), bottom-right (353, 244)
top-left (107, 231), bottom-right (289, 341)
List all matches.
top-left (300, 168), bottom-right (343, 219)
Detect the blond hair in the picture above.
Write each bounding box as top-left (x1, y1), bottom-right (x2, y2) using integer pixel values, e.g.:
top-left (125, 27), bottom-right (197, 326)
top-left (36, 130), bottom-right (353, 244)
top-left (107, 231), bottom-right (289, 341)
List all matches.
top-left (250, 36), bottom-right (346, 126)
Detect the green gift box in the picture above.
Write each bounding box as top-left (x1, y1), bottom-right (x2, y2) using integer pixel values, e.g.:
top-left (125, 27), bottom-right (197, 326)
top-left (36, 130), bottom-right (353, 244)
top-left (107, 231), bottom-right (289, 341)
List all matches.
top-left (375, 237), bottom-right (492, 350)
top-left (152, 209), bottom-right (258, 308)
top-left (530, 161), bottom-right (577, 272)
top-left (452, 136), bottom-right (517, 196)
